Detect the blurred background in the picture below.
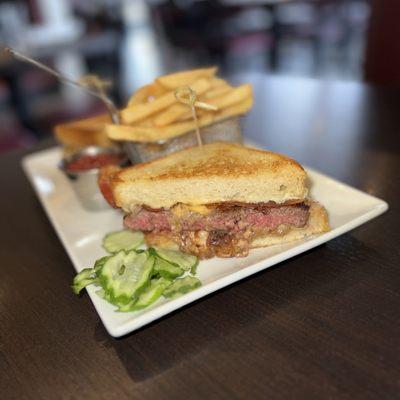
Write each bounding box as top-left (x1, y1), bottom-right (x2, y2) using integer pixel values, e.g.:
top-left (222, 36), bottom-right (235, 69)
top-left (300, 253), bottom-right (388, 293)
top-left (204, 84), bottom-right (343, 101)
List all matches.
top-left (0, 0), bottom-right (398, 154)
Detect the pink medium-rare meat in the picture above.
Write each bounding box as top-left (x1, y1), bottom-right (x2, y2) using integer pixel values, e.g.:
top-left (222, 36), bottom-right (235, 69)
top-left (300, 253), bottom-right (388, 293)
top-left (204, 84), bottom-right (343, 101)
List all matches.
top-left (125, 208), bottom-right (170, 231)
top-left (124, 203), bottom-right (309, 233)
top-left (244, 204), bottom-right (309, 229)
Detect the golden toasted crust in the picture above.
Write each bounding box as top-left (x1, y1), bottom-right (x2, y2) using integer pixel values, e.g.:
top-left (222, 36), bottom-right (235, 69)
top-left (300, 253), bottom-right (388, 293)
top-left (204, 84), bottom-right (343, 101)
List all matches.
top-left (112, 142), bottom-right (308, 210)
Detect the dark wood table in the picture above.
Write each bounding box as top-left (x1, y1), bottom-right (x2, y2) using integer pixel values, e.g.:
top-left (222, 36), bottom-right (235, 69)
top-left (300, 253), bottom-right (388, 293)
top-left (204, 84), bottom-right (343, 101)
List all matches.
top-left (1, 75), bottom-right (399, 399)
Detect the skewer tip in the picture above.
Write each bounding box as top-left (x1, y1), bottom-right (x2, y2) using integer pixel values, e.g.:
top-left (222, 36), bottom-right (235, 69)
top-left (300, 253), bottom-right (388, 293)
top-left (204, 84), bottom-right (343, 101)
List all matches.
top-left (4, 47), bottom-right (13, 55)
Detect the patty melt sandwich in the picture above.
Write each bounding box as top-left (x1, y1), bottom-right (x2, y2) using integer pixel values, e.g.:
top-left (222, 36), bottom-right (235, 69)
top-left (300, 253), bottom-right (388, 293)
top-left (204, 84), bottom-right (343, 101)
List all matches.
top-left (99, 142), bottom-right (329, 258)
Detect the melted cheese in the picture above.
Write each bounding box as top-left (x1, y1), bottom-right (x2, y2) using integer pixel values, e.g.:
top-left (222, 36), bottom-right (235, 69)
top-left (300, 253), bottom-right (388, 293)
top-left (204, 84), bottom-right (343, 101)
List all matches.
top-left (172, 203), bottom-right (212, 218)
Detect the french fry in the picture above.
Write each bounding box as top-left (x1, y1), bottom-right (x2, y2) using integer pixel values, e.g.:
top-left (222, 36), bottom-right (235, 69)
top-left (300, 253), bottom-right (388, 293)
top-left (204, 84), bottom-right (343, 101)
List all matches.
top-left (127, 84), bottom-right (155, 106)
top-left (198, 85), bottom-right (232, 100)
top-left (106, 96), bottom-right (253, 143)
top-left (55, 113), bottom-right (113, 149)
top-left (214, 95), bottom-right (253, 121)
top-left (106, 120), bottom-right (206, 142)
top-left (122, 78), bottom-right (212, 124)
top-left (135, 116), bottom-right (154, 128)
top-left (153, 83), bottom-right (228, 127)
top-left (156, 67), bottom-right (217, 89)
top-left (174, 113), bottom-right (195, 123)
top-left (209, 77), bottom-right (229, 88)
top-left (149, 82), bottom-right (168, 99)
top-left (177, 84), bottom-right (252, 122)
top-left (156, 99), bottom-right (217, 126)
top-left (153, 98), bottom-right (219, 127)
top-left (152, 103), bottom-right (188, 127)
top-left (60, 113), bottom-right (111, 130)
top-left (106, 124), bottom-right (160, 142)
top-left (208, 84), bottom-right (253, 109)
top-left (127, 82), bottom-right (168, 107)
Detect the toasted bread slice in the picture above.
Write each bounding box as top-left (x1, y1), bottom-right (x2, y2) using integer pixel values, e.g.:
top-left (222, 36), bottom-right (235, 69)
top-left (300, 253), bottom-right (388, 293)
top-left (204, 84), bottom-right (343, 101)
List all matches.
top-left (112, 142), bottom-right (308, 211)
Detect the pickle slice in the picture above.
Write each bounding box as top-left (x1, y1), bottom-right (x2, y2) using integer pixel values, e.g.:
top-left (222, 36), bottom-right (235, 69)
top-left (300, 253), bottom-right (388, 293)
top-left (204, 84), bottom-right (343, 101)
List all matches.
top-left (103, 230), bottom-right (144, 253)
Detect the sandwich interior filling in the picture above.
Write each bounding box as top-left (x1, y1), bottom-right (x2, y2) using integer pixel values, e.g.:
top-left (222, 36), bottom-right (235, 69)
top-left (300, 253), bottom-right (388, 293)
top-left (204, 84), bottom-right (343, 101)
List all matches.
top-left (124, 201), bottom-right (310, 258)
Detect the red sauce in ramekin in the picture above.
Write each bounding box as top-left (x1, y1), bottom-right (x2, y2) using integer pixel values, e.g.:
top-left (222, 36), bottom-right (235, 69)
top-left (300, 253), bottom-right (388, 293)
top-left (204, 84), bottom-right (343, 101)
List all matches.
top-left (66, 153), bottom-right (123, 172)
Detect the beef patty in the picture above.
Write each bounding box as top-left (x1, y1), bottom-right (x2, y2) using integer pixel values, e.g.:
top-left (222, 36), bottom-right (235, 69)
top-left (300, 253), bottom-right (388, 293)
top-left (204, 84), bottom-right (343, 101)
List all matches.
top-left (124, 202), bottom-right (310, 258)
top-left (124, 202), bottom-right (309, 232)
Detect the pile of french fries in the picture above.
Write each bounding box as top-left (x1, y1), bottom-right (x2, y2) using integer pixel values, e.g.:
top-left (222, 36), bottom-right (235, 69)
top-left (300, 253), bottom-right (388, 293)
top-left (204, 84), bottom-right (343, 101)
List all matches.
top-left (105, 67), bottom-right (253, 143)
top-left (55, 113), bottom-right (114, 153)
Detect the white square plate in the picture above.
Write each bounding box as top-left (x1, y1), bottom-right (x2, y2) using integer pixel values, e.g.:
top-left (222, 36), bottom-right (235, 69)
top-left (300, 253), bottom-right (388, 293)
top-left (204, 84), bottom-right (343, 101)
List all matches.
top-left (22, 147), bottom-right (388, 337)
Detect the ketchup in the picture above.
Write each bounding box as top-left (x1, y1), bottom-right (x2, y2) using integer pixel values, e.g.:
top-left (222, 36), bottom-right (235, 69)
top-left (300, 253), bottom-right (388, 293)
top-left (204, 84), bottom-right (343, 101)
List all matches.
top-left (66, 153), bottom-right (123, 172)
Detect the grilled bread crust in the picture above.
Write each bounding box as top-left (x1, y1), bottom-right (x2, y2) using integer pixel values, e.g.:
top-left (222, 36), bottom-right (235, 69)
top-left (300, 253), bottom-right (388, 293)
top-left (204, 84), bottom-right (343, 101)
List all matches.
top-left (112, 142), bottom-right (308, 211)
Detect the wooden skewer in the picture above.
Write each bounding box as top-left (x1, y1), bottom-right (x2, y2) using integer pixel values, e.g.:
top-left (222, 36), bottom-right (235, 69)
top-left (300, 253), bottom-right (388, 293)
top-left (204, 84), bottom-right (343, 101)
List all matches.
top-left (4, 47), bottom-right (120, 125)
top-left (174, 86), bottom-right (217, 147)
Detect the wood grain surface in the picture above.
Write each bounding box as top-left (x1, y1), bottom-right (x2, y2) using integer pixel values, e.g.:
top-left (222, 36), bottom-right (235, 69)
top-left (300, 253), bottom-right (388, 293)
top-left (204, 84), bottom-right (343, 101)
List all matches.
top-left (0, 76), bottom-right (399, 400)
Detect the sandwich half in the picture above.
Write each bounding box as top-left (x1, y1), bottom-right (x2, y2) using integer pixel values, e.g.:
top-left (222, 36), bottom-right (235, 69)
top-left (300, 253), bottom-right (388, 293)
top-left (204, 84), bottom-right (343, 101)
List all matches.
top-left (100, 142), bottom-right (329, 258)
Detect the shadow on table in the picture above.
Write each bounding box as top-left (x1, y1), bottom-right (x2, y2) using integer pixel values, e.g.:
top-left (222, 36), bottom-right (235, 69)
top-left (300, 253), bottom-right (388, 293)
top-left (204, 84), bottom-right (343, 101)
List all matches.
top-left (93, 234), bottom-right (383, 383)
